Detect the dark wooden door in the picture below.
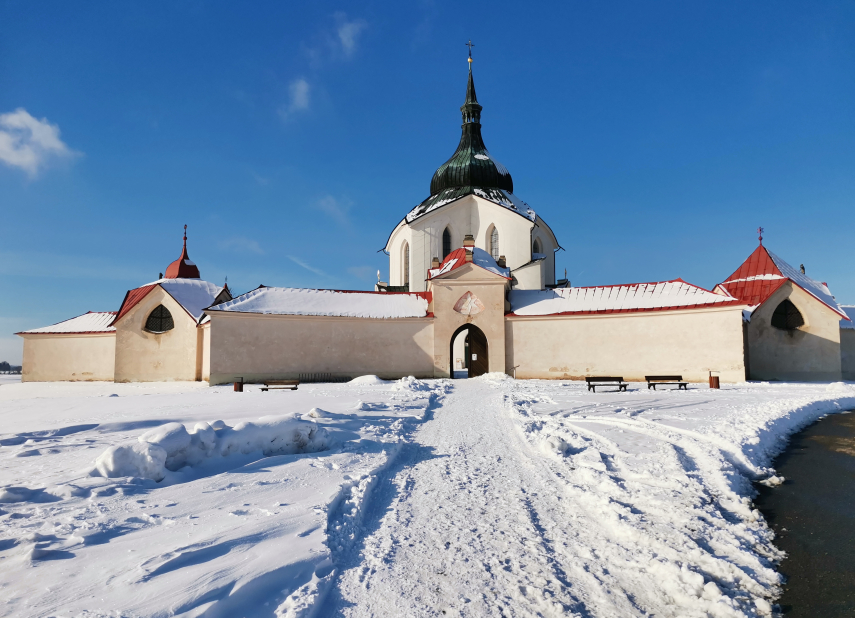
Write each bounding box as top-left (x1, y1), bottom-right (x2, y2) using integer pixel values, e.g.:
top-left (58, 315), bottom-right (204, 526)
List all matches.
top-left (468, 327), bottom-right (488, 377)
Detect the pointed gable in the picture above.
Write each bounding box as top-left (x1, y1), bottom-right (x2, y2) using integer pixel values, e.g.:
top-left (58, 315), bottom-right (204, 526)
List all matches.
top-left (113, 279), bottom-right (226, 325)
top-left (427, 247), bottom-right (510, 281)
top-left (719, 244), bottom-right (848, 319)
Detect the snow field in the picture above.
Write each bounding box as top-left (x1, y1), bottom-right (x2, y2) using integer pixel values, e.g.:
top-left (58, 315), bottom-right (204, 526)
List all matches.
top-left (0, 377), bottom-right (853, 617)
top-left (0, 377), bottom-right (446, 617)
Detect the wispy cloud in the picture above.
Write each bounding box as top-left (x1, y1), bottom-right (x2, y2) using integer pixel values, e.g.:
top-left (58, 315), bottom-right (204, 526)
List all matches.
top-left (0, 108), bottom-right (78, 177)
top-left (347, 265), bottom-right (377, 282)
top-left (302, 13), bottom-right (368, 66)
top-left (219, 237), bottom-right (264, 255)
top-left (279, 78), bottom-right (311, 121)
top-left (315, 195), bottom-right (352, 226)
top-left (288, 255), bottom-right (328, 277)
top-left (334, 12), bottom-right (367, 57)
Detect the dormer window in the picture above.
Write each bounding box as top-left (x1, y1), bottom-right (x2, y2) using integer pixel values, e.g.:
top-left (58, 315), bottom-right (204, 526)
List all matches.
top-left (145, 305), bottom-right (174, 333)
top-left (771, 299), bottom-right (804, 331)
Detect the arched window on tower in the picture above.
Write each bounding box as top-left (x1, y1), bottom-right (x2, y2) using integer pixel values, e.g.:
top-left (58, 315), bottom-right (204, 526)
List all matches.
top-left (489, 227), bottom-right (499, 261)
top-left (533, 238), bottom-right (542, 256)
top-left (403, 242), bottom-right (410, 287)
top-left (442, 228), bottom-right (452, 259)
top-left (145, 305), bottom-right (174, 333)
top-left (771, 299), bottom-right (805, 331)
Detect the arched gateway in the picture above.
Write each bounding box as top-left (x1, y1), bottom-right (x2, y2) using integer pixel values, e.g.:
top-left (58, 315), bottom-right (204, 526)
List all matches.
top-left (450, 324), bottom-right (489, 378)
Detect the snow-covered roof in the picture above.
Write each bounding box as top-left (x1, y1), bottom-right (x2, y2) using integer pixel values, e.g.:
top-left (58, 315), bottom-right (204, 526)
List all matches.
top-left (405, 187), bottom-right (536, 224)
top-left (428, 247), bottom-right (511, 280)
top-left (157, 279), bottom-right (225, 320)
top-left (509, 280), bottom-right (744, 316)
top-left (718, 245), bottom-right (848, 320)
top-left (18, 312), bottom-right (117, 335)
top-left (208, 287), bottom-right (431, 319)
top-left (841, 306), bottom-right (855, 330)
top-left (114, 279), bottom-right (226, 325)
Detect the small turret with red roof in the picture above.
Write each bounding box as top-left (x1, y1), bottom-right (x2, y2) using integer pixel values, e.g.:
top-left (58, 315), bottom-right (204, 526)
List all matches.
top-left (164, 224), bottom-right (201, 279)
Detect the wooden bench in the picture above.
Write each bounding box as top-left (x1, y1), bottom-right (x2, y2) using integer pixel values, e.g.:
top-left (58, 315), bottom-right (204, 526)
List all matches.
top-left (585, 377), bottom-right (627, 392)
top-left (646, 375), bottom-right (688, 390)
top-left (261, 379), bottom-right (299, 392)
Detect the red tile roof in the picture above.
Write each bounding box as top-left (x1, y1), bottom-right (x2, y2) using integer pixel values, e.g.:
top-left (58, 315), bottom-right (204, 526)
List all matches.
top-left (718, 244), bottom-right (848, 319)
top-left (113, 284), bottom-right (158, 325)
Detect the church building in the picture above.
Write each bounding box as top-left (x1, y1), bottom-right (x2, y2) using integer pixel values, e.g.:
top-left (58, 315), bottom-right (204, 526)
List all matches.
top-left (16, 58), bottom-right (854, 384)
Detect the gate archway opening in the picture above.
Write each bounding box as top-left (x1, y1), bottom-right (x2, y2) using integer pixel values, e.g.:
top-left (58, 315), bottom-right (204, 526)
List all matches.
top-left (450, 324), bottom-right (488, 378)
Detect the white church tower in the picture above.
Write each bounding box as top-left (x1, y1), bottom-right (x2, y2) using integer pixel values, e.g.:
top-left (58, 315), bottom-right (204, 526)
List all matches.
top-left (384, 53), bottom-right (562, 293)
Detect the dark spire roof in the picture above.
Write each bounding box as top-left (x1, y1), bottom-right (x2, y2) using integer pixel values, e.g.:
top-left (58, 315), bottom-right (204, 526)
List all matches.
top-left (429, 64), bottom-right (513, 196)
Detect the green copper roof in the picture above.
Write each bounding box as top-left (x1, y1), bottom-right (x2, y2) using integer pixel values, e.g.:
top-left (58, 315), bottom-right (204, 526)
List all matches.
top-left (404, 62), bottom-right (537, 225)
top-left (429, 66), bottom-right (513, 196)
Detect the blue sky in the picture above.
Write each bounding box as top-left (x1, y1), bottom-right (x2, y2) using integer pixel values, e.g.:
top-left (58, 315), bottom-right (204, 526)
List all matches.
top-left (2, 1), bottom-right (854, 363)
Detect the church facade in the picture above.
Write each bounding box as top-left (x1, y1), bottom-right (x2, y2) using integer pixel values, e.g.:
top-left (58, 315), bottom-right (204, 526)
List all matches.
top-left (17, 62), bottom-right (854, 384)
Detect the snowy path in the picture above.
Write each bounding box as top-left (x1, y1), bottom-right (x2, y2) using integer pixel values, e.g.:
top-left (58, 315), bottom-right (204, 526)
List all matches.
top-left (321, 378), bottom-right (855, 618)
top-left (329, 379), bottom-right (592, 616)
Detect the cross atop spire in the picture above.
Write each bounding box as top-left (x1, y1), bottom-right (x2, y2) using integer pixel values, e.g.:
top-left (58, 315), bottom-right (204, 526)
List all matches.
top-left (183, 224), bottom-right (188, 247)
top-left (466, 39), bottom-right (474, 63)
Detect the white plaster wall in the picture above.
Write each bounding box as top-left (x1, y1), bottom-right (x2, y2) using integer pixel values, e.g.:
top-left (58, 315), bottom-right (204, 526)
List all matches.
top-left (745, 282), bottom-right (842, 381)
top-left (114, 287), bottom-right (200, 382)
top-left (387, 195), bottom-right (558, 291)
top-left (19, 333), bottom-right (116, 382)
top-left (207, 313), bottom-right (435, 385)
top-left (841, 328), bottom-right (855, 381)
top-left (201, 323), bottom-right (211, 382)
top-left (505, 306), bottom-right (747, 383)
top-left (428, 265), bottom-right (508, 378)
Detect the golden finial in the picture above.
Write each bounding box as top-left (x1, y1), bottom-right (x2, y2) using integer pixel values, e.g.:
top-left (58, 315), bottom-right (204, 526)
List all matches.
top-left (466, 40), bottom-right (474, 63)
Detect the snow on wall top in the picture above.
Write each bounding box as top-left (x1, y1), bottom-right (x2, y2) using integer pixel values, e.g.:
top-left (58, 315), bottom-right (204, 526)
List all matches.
top-left (19, 311), bottom-right (117, 335)
top-left (841, 306), bottom-right (855, 330)
top-left (405, 187), bottom-right (536, 224)
top-left (428, 247), bottom-right (511, 280)
top-left (208, 287), bottom-right (430, 319)
top-left (509, 280), bottom-right (744, 316)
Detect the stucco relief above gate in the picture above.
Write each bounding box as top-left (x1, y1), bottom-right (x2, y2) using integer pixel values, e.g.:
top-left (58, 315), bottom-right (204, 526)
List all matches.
top-left (453, 291), bottom-right (485, 316)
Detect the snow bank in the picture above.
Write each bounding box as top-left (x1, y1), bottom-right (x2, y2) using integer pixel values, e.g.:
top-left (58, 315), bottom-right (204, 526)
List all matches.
top-left (391, 376), bottom-right (432, 392)
top-left (349, 375), bottom-right (389, 385)
top-left (95, 416), bottom-right (330, 481)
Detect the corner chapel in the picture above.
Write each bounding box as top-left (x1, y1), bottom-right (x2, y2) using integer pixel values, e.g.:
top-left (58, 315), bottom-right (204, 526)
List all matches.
top-left (16, 54), bottom-right (855, 384)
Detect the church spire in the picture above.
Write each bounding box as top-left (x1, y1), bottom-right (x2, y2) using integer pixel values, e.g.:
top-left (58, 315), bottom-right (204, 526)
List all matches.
top-left (428, 45), bottom-right (513, 196)
top-left (461, 61), bottom-right (482, 125)
top-left (462, 40), bottom-right (481, 124)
